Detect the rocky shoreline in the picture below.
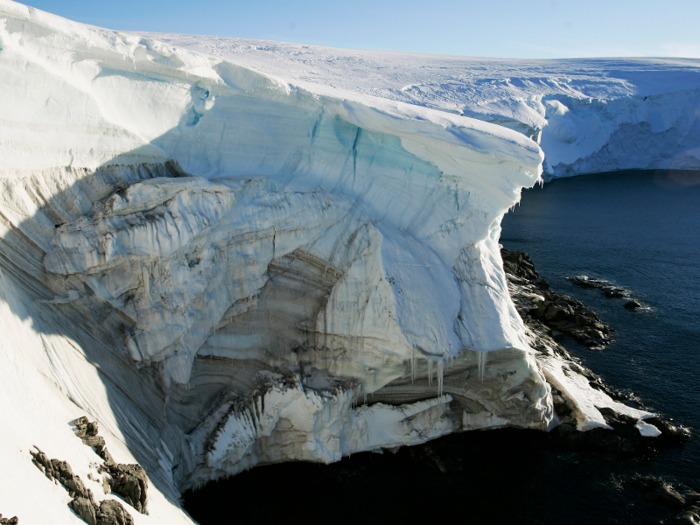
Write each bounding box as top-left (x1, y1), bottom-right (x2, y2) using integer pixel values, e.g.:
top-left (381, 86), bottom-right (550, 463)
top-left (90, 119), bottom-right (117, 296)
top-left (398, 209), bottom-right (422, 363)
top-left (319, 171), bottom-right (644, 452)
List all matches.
top-left (501, 248), bottom-right (614, 347)
top-left (568, 275), bottom-right (644, 310)
top-left (502, 247), bottom-right (698, 524)
top-left (502, 247), bottom-right (688, 443)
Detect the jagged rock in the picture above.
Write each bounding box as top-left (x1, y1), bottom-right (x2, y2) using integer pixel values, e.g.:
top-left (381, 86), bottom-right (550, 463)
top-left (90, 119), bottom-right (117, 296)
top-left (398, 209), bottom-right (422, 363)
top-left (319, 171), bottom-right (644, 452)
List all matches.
top-left (501, 248), bottom-right (541, 282)
top-left (501, 247), bottom-right (612, 347)
top-left (30, 447), bottom-right (51, 475)
top-left (50, 459), bottom-right (74, 480)
top-left (109, 465), bottom-right (148, 514)
top-left (628, 475), bottom-right (700, 523)
top-left (75, 416), bottom-right (106, 449)
top-left (629, 474), bottom-right (665, 493)
top-left (82, 436), bottom-right (106, 449)
top-left (100, 447), bottom-right (116, 468)
top-left (646, 485), bottom-right (687, 509)
top-left (673, 506), bottom-right (700, 525)
top-left (0, 514), bottom-right (19, 524)
top-left (64, 475), bottom-right (89, 498)
top-left (604, 289), bottom-right (626, 298)
top-left (72, 417), bottom-right (148, 514)
top-left (625, 300), bottom-right (642, 310)
top-left (96, 500), bottom-right (134, 525)
top-left (569, 276), bottom-right (631, 302)
top-left (73, 416), bottom-right (98, 438)
top-left (69, 498), bottom-right (97, 525)
top-left (30, 447), bottom-right (109, 525)
top-left (31, 448), bottom-right (135, 525)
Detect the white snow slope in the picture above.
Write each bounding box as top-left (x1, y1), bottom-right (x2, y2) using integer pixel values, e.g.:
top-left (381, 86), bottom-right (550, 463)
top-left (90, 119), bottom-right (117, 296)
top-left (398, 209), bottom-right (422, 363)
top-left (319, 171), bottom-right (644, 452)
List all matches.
top-left (0, 2), bottom-right (681, 524)
top-left (143, 33), bottom-right (700, 180)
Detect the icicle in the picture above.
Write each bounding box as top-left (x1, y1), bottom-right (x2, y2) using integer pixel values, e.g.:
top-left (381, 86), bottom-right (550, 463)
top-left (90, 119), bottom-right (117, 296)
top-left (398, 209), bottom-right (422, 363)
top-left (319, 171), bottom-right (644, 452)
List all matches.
top-left (477, 351), bottom-right (487, 381)
top-left (437, 359), bottom-right (444, 397)
top-left (411, 348), bottom-right (416, 384)
top-left (428, 359), bottom-right (433, 386)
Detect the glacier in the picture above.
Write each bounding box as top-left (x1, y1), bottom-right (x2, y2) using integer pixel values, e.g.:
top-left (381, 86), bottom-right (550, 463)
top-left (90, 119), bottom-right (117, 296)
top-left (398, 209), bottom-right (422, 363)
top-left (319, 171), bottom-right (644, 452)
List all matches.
top-left (0, 1), bottom-right (692, 523)
top-left (144, 33), bottom-right (700, 180)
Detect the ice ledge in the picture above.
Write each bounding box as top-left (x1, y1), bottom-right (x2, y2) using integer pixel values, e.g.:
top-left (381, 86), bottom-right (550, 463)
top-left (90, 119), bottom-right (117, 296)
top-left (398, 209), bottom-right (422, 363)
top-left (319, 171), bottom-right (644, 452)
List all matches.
top-left (184, 374), bottom-right (458, 488)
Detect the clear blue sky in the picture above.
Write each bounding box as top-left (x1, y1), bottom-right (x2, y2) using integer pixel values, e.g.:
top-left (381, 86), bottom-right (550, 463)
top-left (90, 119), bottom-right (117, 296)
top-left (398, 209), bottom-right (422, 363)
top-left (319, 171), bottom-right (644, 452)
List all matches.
top-left (24, 0), bottom-right (700, 59)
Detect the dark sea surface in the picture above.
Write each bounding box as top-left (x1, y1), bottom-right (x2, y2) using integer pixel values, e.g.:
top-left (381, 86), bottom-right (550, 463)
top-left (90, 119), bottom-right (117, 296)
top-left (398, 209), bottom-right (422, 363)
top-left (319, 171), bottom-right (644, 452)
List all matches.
top-left (184, 170), bottom-right (700, 524)
top-left (501, 170), bottom-right (700, 486)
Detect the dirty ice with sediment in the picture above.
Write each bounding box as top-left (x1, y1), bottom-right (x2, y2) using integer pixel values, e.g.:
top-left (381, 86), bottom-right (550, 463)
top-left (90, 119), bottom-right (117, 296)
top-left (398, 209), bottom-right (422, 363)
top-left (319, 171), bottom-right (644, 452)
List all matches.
top-left (0, 1), bottom-right (699, 523)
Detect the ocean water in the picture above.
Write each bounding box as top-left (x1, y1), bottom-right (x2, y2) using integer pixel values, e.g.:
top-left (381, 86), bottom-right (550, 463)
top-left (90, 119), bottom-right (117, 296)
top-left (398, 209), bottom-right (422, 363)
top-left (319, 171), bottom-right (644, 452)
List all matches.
top-left (501, 170), bottom-right (700, 488)
top-left (184, 170), bottom-right (700, 524)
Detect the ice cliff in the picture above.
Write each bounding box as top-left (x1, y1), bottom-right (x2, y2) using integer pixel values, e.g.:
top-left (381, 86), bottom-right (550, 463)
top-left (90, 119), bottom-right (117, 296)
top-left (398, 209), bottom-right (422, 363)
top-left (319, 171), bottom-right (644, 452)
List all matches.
top-left (146, 34), bottom-right (700, 180)
top-left (0, 2), bottom-right (685, 524)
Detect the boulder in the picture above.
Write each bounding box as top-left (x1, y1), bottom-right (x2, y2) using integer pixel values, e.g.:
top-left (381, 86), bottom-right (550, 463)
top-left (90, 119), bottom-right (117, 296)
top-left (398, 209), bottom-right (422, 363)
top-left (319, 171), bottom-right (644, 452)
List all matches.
top-left (109, 465), bottom-right (148, 514)
top-left (96, 500), bottom-right (134, 525)
top-left (646, 485), bottom-right (687, 509)
top-left (69, 498), bottom-right (97, 525)
top-left (673, 507), bottom-right (700, 525)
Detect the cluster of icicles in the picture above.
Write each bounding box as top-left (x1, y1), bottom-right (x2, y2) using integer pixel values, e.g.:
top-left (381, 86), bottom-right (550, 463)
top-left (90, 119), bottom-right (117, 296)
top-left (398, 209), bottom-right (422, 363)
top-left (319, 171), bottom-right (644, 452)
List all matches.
top-left (408, 349), bottom-right (488, 396)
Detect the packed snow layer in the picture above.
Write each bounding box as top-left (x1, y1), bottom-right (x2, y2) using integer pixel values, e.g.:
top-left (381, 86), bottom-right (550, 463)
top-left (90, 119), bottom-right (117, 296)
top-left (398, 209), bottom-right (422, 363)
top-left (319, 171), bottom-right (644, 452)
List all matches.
top-left (143, 32), bottom-right (700, 179)
top-left (0, 2), bottom-right (555, 522)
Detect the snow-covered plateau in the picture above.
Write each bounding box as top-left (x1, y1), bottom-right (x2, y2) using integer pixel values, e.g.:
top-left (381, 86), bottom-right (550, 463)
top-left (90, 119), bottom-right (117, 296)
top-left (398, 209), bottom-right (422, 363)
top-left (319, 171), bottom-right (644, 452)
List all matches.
top-left (0, 1), bottom-right (696, 523)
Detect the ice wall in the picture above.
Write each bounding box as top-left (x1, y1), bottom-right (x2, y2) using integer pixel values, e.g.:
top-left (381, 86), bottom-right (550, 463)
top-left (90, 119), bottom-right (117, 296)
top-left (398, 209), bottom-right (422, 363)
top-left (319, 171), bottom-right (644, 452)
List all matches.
top-left (147, 34), bottom-right (700, 180)
top-left (0, 2), bottom-right (554, 522)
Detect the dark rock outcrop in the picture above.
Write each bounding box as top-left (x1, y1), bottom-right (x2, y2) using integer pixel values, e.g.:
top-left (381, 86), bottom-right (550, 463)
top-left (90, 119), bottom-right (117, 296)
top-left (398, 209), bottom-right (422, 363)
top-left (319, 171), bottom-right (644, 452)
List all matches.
top-left (673, 507), bottom-right (700, 525)
top-left (30, 447), bottom-right (93, 500)
top-left (69, 497), bottom-right (97, 525)
top-left (108, 465), bottom-right (148, 514)
top-left (96, 500), bottom-right (134, 525)
top-left (569, 275), bottom-right (626, 296)
top-left (73, 416), bottom-right (148, 515)
top-left (628, 475), bottom-right (700, 524)
top-left (503, 246), bottom-right (689, 458)
top-left (549, 409), bottom-right (658, 457)
top-left (0, 514), bottom-right (19, 524)
top-left (30, 446), bottom-right (135, 525)
top-left (502, 248), bottom-right (613, 346)
top-left (569, 276), bottom-right (648, 309)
